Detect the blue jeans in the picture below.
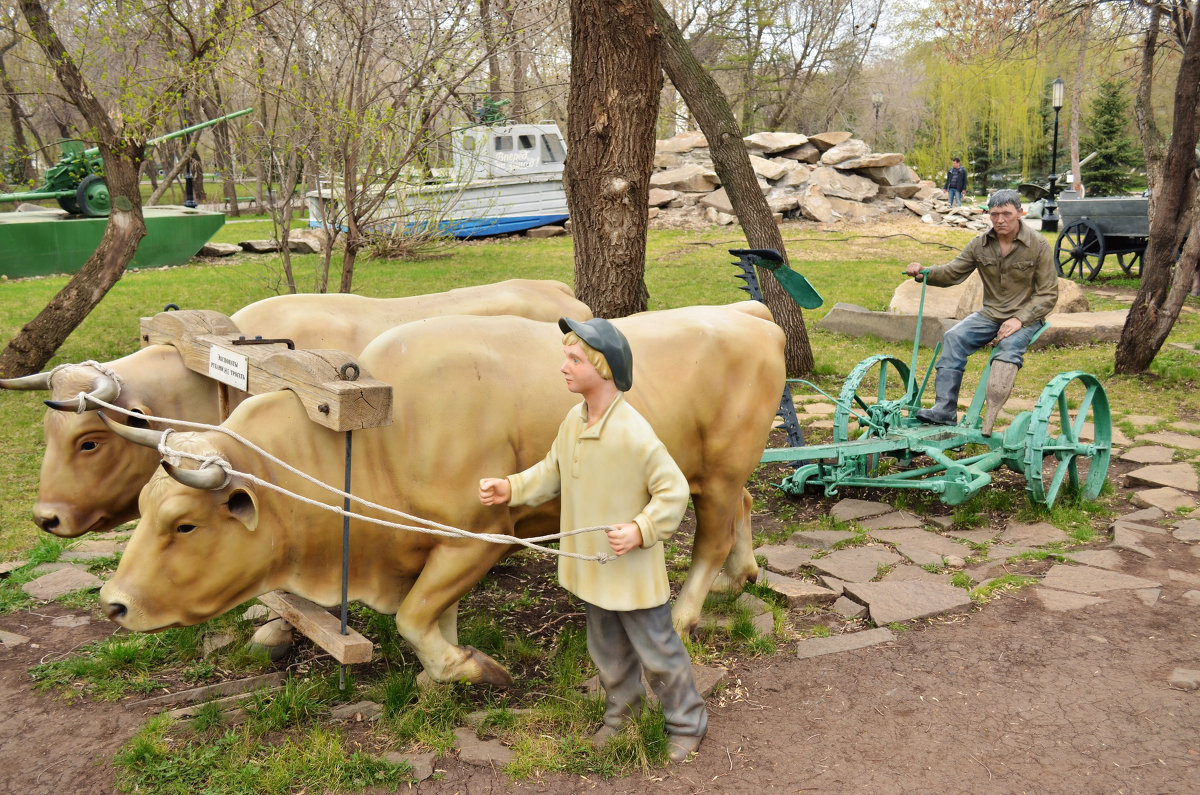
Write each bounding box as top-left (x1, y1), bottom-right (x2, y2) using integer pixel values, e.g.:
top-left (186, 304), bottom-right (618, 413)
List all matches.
top-left (947, 188), bottom-right (962, 207)
top-left (938, 312), bottom-right (1042, 372)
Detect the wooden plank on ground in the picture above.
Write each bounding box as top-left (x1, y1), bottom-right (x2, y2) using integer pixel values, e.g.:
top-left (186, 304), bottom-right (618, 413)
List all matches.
top-left (166, 685), bottom-right (286, 721)
top-left (140, 309), bottom-right (392, 431)
top-left (127, 671), bottom-right (288, 710)
top-left (257, 591), bottom-right (373, 664)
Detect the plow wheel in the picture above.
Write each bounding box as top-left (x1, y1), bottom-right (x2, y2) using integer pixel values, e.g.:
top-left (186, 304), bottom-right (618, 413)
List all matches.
top-left (834, 355), bottom-right (911, 475)
top-left (1054, 219), bottom-right (1105, 281)
top-left (1024, 371), bottom-right (1111, 507)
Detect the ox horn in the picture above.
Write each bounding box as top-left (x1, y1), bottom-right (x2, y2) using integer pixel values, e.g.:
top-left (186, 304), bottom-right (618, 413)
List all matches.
top-left (44, 373), bottom-right (120, 412)
top-left (0, 371), bottom-right (53, 391)
top-left (97, 412), bottom-right (166, 449)
top-left (163, 460), bottom-right (229, 491)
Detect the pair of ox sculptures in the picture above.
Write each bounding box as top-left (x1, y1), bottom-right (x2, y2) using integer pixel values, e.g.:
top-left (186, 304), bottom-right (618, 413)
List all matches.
top-left (1, 279), bottom-right (785, 686)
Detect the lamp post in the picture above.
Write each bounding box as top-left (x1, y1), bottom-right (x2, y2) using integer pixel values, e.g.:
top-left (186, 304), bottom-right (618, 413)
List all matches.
top-left (871, 91), bottom-right (884, 143)
top-left (1042, 77), bottom-right (1065, 232)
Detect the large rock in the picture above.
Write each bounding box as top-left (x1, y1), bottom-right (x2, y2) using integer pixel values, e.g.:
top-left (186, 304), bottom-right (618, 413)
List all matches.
top-left (888, 272), bottom-right (1089, 319)
top-left (797, 184), bottom-right (833, 223)
top-left (834, 153), bottom-right (906, 170)
top-left (778, 142), bottom-right (821, 163)
top-left (820, 139), bottom-right (871, 165)
top-left (651, 164), bottom-right (721, 192)
top-left (826, 197), bottom-right (882, 222)
top-left (766, 192), bottom-right (800, 213)
top-left (239, 239), bottom-right (281, 254)
top-left (656, 131), bottom-right (708, 153)
top-left (699, 188), bottom-right (734, 215)
top-left (877, 184), bottom-right (923, 200)
top-left (808, 166), bottom-right (878, 202)
top-left (743, 131), bottom-right (809, 153)
top-left (807, 131), bottom-right (853, 151)
top-left (748, 154), bottom-right (791, 181)
top-left (198, 242), bottom-right (242, 257)
top-left (774, 162), bottom-right (812, 188)
top-left (648, 188), bottom-right (678, 207)
top-left (859, 163), bottom-right (920, 186)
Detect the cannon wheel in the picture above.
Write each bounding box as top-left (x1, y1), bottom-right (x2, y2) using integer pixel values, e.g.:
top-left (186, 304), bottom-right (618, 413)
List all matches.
top-left (1054, 219), bottom-right (1106, 281)
top-left (56, 195), bottom-right (81, 214)
top-left (1024, 371), bottom-right (1111, 508)
top-left (76, 174), bottom-right (112, 218)
top-left (833, 355), bottom-right (911, 475)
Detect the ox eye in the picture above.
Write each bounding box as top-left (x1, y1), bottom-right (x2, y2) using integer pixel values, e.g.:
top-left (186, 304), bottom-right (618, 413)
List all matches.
top-left (176, 524), bottom-right (197, 534)
top-left (80, 441), bottom-right (97, 451)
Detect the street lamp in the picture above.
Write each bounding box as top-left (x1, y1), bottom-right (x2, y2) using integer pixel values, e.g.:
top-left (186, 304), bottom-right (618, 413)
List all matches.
top-left (1042, 77), bottom-right (1065, 232)
top-left (871, 91), bottom-right (884, 143)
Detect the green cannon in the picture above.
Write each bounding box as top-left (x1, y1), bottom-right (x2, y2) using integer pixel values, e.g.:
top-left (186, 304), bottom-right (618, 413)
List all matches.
top-left (0, 108), bottom-right (253, 218)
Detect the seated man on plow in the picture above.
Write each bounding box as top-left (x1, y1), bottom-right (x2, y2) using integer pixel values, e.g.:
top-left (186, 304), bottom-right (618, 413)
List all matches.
top-left (905, 189), bottom-right (1058, 433)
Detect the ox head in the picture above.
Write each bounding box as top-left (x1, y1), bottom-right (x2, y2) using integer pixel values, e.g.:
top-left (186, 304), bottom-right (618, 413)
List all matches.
top-left (20, 364), bottom-right (159, 537)
top-left (97, 416), bottom-right (272, 632)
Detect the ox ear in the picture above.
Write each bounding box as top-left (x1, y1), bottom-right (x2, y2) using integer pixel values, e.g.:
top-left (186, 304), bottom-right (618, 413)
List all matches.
top-left (126, 407), bottom-right (151, 430)
top-left (226, 487), bottom-right (259, 533)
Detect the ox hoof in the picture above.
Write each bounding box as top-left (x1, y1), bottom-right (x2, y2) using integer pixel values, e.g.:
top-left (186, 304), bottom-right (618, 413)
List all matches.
top-left (465, 646), bottom-right (514, 687)
top-left (708, 568), bottom-right (755, 595)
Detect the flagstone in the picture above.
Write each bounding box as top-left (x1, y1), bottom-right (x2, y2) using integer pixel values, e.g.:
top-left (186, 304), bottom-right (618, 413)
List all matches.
top-left (809, 546), bottom-right (901, 582)
top-left (829, 498), bottom-right (893, 523)
top-left (1168, 569), bottom-right (1200, 586)
top-left (1110, 525), bottom-right (1155, 558)
top-left (1135, 431), bottom-right (1200, 451)
top-left (841, 581), bottom-right (973, 625)
top-left (1080, 422), bottom-right (1131, 445)
top-left (1111, 519), bottom-right (1168, 535)
top-left (1131, 487), bottom-right (1195, 512)
top-left (1124, 463), bottom-right (1199, 492)
top-left (858, 511), bottom-right (924, 531)
top-left (896, 544), bottom-right (944, 567)
top-left (21, 566), bottom-right (103, 601)
top-left (1183, 590), bottom-right (1200, 606)
top-left (1063, 549), bottom-right (1124, 570)
top-left (1121, 414), bottom-right (1164, 428)
top-left (1168, 668), bottom-right (1200, 691)
top-left (944, 528), bottom-right (997, 545)
top-left (927, 514), bottom-right (955, 530)
top-left (0, 560), bottom-right (24, 577)
top-left (1173, 519), bottom-right (1200, 542)
top-left (60, 538), bottom-right (124, 562)
top-left (1040, 564), bottom-right (1161, 594)
top-left (50, 614), bottom-right (92, 628)
top-left (881, 564), bottom-right (953, 585)
top-left (755, 544), bottom-right (816, 575)
top-left (1170, 421), bottom-right (1200, 433)
top-left (795, 627), bottom-right (895, 659)
top-left (1120, 506), bottom-right (1165, 523)
top-left (791, 530), bottom-right (855, 549)
top-left (1001, 521), bottom-right (1068, 546)
top-left (1134, 588), bottom-right (1161, 606)
top-left (759, 572), bottom-right (838, 608)
top-left (1119, 446), bottom-right (1176, 465)
top-left (0, 630), bottom-right (30, 647)
top-left (1033, 588), bottom-right (1108, 612)
top-left (981, 543), bottom-right (1035, 562)
top-left (832, 596), bottom-right (867, 619)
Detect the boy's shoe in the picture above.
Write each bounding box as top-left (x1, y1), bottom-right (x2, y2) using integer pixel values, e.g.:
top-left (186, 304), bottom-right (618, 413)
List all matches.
top-left (667, 733), bottom-right (703, 763)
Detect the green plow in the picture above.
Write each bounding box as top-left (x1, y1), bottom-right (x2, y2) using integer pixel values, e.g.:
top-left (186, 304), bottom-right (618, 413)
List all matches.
top-left (758, 267), bottom-right (1111, 508)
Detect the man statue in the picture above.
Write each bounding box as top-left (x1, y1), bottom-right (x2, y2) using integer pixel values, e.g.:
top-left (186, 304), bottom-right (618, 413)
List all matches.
top-left (905, 189), bottom-right (1058, 434)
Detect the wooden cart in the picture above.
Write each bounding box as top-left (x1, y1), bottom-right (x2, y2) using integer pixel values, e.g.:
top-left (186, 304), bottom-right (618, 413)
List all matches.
top-left (1053, 194), bottom-right (1148, 281)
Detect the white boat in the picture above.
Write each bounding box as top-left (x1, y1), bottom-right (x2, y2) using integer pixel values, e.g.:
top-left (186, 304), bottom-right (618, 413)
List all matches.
top-left (307, 121), bottom-right (569, 238)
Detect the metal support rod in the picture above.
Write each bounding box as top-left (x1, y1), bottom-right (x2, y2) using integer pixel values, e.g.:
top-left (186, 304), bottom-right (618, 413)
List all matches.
top-left (1043, 107), bottom-right (1063, 233)
top-left (340, 430), bottom-right (352, 690)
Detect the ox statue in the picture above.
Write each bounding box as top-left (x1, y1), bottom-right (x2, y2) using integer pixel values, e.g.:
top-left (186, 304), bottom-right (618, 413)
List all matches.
top-left (0, 280), bottom-right (591, 538)
top-left (99, 305), bottom-right (784, 685)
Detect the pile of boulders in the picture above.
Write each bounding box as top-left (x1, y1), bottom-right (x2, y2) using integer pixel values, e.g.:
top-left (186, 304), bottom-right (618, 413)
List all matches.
top-left (648, 130), bottom-right (990, 231)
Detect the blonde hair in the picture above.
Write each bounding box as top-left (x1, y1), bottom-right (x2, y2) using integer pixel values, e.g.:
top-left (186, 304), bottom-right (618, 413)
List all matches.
top-left (562, 331), bottom-right (613, 381)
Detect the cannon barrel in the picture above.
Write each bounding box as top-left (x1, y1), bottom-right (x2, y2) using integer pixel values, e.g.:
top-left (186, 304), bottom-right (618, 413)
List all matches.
top-left (80, 107), bottom-right (254, 158)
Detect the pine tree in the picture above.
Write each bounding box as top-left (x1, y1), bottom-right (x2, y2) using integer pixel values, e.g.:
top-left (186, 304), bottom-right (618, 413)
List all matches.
top-left (1081, 80), bottom-right (1144, 196)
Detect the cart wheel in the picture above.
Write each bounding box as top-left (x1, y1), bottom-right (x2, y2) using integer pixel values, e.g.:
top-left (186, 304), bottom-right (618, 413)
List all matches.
top-left (76, 174), bottom-right (112, 218)
top-left (1023, 371), bottom-right (1110, 508)
top-left (1054, 219), bottom-right (1106, 281)
top-left (1115, 250), bottom-right (1142, 277)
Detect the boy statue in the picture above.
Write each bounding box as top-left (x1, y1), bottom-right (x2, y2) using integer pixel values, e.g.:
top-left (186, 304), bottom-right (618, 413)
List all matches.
top-left (479, 317), bottom-right (708, 763)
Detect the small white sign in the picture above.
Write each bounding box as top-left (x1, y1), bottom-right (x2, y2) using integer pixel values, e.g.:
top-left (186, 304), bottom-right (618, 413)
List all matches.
top-left (208, 346), bottom-right (249, 392)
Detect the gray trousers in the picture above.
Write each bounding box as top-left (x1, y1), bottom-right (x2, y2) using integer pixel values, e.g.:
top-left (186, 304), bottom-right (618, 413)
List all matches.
top-left (585, 601), bottom-right (708, 738)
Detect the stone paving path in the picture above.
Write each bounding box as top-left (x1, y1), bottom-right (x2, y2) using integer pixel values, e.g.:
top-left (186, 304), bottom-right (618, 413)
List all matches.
top-left (757, 410), bottom-right (1200, 669)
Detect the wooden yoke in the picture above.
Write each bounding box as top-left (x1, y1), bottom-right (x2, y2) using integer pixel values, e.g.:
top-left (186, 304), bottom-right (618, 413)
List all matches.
top-left (140, 310), bottom-right (392, 431)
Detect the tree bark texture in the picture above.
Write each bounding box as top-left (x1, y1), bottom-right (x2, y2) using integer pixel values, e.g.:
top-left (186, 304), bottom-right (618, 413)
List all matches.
top-left (1, 0), bottom-right (147, 377)
top-left (1115, 15), bottom-right (1200, 374)
top-left (653, 0), bottom-right (814, 376)
top-left (565, 0), bottom-right (660, 318)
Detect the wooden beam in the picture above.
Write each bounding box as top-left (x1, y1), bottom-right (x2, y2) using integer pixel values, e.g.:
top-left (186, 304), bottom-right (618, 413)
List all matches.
top-left (127, 671), bottom-right (288, 710)
top-left (140, 310), bottom-right (392, 431)
top-left (256, 591), bottom-right (373, 665)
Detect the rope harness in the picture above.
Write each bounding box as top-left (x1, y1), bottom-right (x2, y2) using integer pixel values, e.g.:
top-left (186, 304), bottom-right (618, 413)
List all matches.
top-left (75, 390), bottom-right (616, 564)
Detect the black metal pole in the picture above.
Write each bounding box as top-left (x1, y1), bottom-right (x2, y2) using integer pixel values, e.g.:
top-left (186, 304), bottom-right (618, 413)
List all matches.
top-left (1043, 108), bottom-right (1062, 233)
top-left (340, 430), bottom-right (352, 690)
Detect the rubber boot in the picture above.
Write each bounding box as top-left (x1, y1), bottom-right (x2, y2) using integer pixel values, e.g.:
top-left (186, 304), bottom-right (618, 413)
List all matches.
top-left (981, 361), bottom-right (1019, 436)
top-left (916, 368), bottom-right (963, 426)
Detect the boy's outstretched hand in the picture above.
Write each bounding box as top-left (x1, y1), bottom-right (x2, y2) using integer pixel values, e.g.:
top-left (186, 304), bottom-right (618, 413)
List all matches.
top-left (606, 522), bottom-right (643, 555)
top-left (478, 478), bottom-right (511, 505)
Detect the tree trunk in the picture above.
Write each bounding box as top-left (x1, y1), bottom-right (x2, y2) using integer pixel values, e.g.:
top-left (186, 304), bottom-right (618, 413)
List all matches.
top-left (653, 0), bottom-right (814, 375)
top-left (0, 54), bottom-right (37, 184)
top-left (565, 0), bottom-right (660, 318)
top-left (2, 0), bottom-right (148, 376)
top-left (1114, 17), bottom-right (1200, 374)
top-left (1068, 7), bottom-right (1091, 196)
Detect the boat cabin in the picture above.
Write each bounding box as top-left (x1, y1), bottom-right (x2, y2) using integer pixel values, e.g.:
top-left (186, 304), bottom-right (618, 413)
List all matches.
top-left (452, 122), bottom-right (566, 182)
